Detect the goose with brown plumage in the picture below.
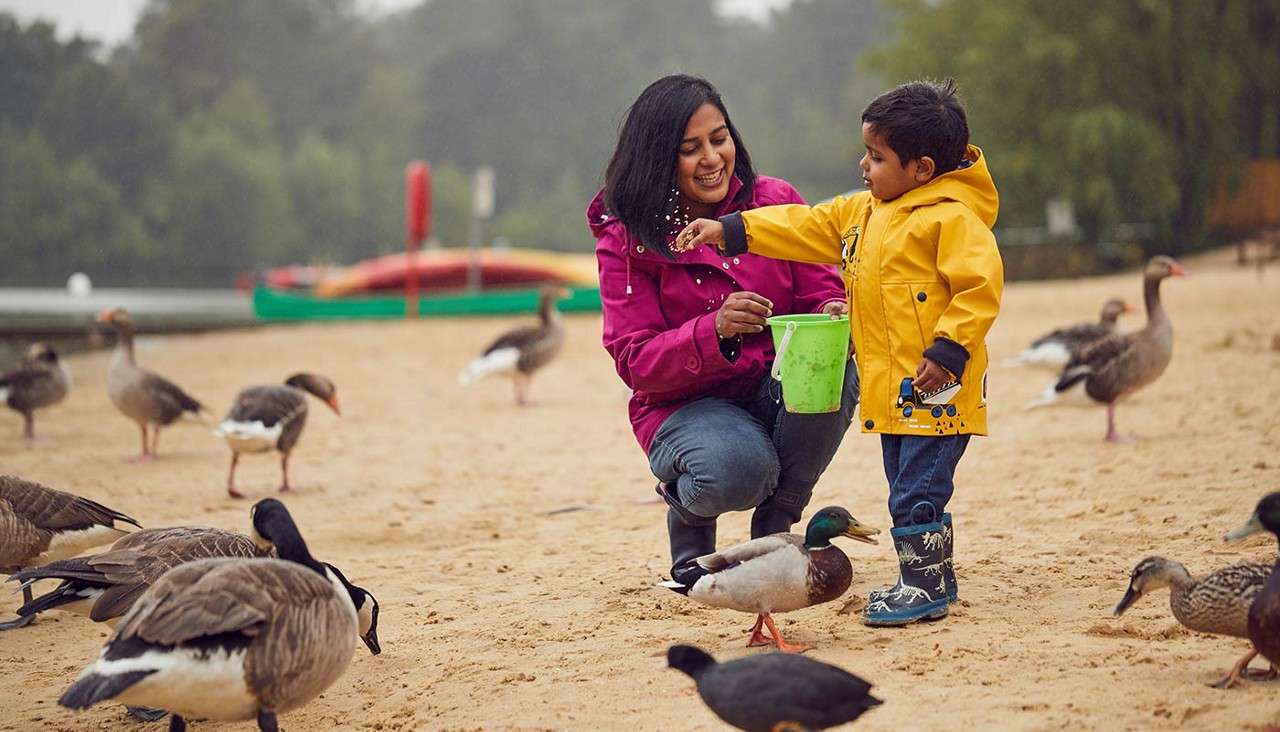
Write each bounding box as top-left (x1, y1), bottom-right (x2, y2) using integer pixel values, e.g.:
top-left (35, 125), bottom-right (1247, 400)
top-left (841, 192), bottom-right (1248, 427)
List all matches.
top-left (458, 285), bottom-right (569, 405)
top-left (1, 342), bottom-right (71, 439)
top-left (1025, 256), bottom-right (1186, 441)
top-left (1004, 298), bottom-right (1130, 368)
top-left (96, 308), bottom-right (205, 460)
top-left (215, 373), bottom-right (340, 498)
top-left (0, 475), bottom-right (140, 630)
top-left (9, 525), bottom-right (270, 625)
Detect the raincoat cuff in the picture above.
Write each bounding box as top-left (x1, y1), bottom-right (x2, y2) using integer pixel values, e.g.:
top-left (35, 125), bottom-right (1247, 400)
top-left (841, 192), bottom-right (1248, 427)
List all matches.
top-left (718, 212), bottom-right (748, 256)
top-left (923, 337), bottom-right (968, 378)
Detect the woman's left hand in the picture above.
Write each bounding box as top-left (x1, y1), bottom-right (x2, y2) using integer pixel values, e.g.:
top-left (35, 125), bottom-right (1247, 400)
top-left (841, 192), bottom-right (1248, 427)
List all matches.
top-left (820, 300), bottom-right (848, 318)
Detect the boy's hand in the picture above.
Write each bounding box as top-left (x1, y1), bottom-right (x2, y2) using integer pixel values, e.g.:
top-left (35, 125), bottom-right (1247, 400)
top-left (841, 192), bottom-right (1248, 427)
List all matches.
top-left (913, 358), bottom-right (951, 393)
top-left (820, 301), bottom-right (848, 318)
top-left (716, 292), bottom-right (773, 337)
top-left (674, 218), bottom-right (724, 253)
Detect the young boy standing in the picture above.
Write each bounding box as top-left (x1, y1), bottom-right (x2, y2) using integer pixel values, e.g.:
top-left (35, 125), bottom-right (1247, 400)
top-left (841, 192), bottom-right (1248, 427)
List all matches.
top-left (673, 79), bottom-right (1002, 626)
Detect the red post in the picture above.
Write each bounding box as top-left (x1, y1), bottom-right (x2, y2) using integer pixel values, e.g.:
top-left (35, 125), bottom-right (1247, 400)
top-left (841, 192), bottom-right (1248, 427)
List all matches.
top-left (405, 161), bottom-right (432, 318)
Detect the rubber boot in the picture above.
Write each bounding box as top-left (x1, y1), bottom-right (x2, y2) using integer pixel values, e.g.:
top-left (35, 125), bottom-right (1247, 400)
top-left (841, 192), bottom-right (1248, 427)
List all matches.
top-left (657, 483), bottom-right (717, 586)
top-left (863, 519), bottom-right (950, 626)
top-left (749, 480), bottom-right (813, 539)
top-left (869, 512), bottom-right (957, 604)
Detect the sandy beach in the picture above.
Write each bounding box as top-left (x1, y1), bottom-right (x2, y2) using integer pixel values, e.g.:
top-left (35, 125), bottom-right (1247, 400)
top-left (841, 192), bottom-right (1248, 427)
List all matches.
top-left (2, 249), bottom-right (1279, 731)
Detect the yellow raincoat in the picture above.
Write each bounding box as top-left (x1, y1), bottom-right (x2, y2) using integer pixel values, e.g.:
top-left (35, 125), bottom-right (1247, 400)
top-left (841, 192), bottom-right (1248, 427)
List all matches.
top-left (739, 145), bottom-right (1003, 436)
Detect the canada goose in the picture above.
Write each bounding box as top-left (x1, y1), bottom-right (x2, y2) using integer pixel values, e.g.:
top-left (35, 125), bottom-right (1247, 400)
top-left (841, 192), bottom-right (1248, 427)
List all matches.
top-left (10, 526), bottom-right (270, 624)
top-left (458, 285), bottom-right (570, 405)
top-left (660, 507), bottom-right (880, 653)
top-left (96, 307), bottom-right (205, 460)
top-left (1004, 298), bottom-right (1130, 368)
top-left (215, 373), bottom-right (341, 498)
top-left (0, 475), bottom-right (140, 630)
top-left (1025, 256), bottom-right (1186, 441)
top-left (58, 499), bottom-right (381, 730)
top-left (1, 342), bottom-right (71, 439)
top-left (667, 644), bottom-right (882, 731)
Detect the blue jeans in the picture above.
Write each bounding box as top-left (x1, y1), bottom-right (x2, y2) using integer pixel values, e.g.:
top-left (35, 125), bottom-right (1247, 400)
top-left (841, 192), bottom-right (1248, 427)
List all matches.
top-left (881, 434), bottom-right (970, 527)
top-left (648, 361), bottom-right (858, 525)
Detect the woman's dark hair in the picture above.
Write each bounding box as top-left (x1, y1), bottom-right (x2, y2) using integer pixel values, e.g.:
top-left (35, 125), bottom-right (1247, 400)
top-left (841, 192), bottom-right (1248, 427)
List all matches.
top-left (603, 74), bottom-right (756, 257)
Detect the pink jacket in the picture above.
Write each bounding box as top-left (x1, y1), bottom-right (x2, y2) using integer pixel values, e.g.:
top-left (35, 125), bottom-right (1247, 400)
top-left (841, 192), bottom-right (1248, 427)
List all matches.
top-left (589, 175), bottom-right (846, 452)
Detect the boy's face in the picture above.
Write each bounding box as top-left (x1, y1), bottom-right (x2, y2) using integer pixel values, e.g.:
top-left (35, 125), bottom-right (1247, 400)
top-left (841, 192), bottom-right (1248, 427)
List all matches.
top-left (859, 122), bottom-right (934, 201)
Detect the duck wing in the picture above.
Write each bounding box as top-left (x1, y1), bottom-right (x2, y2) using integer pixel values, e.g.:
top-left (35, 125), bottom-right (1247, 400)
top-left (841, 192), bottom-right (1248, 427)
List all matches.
top-left (697, 534), bottom-right (804, 572)
top-left (225, 386), bottom-right (306, 427)
top-left (1032, 321), bottom-right (1111, 351)
top-left (1053, 332), bottom-right (1136, 398)
top-left (0, 362), bottom-right (66, 410)
top-left (484, 324), bottom-right (544, 355)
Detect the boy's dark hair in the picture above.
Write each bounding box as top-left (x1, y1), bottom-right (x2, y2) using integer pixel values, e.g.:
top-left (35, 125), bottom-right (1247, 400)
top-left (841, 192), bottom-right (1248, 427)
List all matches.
top-left (604, 74), bottom-right (756, 258)
top-left (861, 79), bottom-right (969, 175)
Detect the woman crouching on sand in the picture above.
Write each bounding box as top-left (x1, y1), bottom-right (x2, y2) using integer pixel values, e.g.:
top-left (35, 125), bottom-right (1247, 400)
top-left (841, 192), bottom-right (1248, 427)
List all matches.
top-left (588, 74), bottom-right (858, 583)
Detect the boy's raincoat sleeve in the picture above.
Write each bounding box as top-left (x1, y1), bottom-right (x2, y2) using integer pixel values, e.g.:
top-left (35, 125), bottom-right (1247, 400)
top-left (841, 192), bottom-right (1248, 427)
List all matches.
top-left (597, 234), bottom-right (735, 394)
top-left (931, 203), bottom-right (1003, 356)
top-left (736, 197), bottom-right (852, 266)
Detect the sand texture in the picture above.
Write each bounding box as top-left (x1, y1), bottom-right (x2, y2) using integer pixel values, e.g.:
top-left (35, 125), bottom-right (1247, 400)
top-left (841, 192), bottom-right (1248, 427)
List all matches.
top-left (1, 250), bottom-right (1279, 730)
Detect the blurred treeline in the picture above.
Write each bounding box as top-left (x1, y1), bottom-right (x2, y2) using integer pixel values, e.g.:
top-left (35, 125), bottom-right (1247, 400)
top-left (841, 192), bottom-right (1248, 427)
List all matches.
top-left (1, 0), bottom-right (1276, 287)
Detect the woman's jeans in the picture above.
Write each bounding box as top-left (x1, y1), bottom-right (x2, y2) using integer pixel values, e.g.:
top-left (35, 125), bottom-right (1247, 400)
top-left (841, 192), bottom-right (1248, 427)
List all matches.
top-left (881, 433), bottom-right (970, 527)
top-left (648, 361), bottom-right (858, 540)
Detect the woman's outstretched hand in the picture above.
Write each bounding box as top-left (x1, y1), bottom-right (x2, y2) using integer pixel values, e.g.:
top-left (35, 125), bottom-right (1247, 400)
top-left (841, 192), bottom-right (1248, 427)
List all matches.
top-left (716, 292), bottom-right (773, 337)
top-left (674, 218), bottom-right (724, 253)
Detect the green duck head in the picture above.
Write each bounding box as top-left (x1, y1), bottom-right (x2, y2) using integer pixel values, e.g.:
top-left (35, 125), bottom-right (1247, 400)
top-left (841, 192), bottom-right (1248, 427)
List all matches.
top-left (1226, 492), bottom-right (1280, 547)
top-left (1114, 556), bottom-right (1190, 616)
top-left (803, 506), bottom-right (881, 549)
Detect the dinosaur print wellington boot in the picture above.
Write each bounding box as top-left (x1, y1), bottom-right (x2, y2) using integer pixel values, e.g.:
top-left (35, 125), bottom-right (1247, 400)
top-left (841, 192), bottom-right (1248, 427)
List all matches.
top-left (866, 513), bottom-right (957, 605)
top-left (863, 519), bottom-right (951, 626)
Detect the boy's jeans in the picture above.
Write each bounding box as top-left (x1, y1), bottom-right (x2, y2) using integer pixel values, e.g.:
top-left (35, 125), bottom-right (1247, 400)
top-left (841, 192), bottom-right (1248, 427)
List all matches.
top-left (648, 363), bottom-right (858, 522)
top-left (881, 433), bottom-right (970, 527)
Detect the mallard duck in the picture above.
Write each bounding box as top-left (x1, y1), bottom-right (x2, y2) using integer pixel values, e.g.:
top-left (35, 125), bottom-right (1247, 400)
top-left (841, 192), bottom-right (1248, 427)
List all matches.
top-left (58, 498), bottom-right (380, 731)
top-left (1025, 256), bottom-right (1185, 441)
top-left (215, 373), bottom-right (341, 498)
top-left (0, 475), bottom-right (140, 630)
top-left (1226, 492), bottom-right (1280, 682)
top-left (1, 342), bottom-right (71, 439)
top-left (1004, 298), bottom-right (1130, 368)
top-left (458, 285), bottom-right (569, 405)
top-left (667, 644), bottom-right (882, 731)
top-left (1113, 556), bottom-right (1274, 687)
top-left (660, 506), bottom-right (880, 653)
top-left (10, 525), bottom-right (270, 624)
top-left (96, 308), bottom-right (205, 460)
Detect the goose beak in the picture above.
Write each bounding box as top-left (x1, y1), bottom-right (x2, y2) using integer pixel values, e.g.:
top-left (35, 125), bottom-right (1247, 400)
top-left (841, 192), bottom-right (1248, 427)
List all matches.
top-left (843, 521), bottom-right (881, 545)
top-left (1225, 513), bottom-right (1263, 542)
top-left (1169, 262), bottom-right (1189, 277)
top-left (94, 308), bottom-right (113, 323)
top-left (1113, 585), bottom-right (1141, 616)
top-left (1121, 301), bottom-right (1134, 313)
top-left (361, 629), bottom-right (381, 655)
top-left (326, 396), bottom-right (341, 416)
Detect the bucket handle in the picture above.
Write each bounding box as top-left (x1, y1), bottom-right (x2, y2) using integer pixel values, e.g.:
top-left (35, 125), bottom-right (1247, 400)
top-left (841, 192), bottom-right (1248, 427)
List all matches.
top-left (771, 321), bottom-right (797, 381)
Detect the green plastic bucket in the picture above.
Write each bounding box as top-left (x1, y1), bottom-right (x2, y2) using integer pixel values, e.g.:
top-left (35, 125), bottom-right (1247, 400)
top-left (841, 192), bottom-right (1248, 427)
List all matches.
top-left (767, 314), bottom-right (850, 413)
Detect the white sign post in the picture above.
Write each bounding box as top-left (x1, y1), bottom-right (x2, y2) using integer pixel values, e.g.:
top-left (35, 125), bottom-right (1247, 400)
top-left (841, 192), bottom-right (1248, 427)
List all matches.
top-left (468, 166), bottom-right (495, 292)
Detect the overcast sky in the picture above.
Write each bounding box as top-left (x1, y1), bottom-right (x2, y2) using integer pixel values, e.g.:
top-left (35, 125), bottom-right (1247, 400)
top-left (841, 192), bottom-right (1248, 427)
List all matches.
top-left (0, 0), bottom-right (797, 46)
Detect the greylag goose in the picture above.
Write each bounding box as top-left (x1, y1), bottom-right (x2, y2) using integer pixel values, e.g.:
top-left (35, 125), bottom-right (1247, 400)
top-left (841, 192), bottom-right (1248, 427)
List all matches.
top-left (0, 475), bottom-right (140, 630)
top-left (10, 525), bottom-right (270, 624)
top-left (667, 644), bottom-right (882, 731)
top-left (96, 307), bottom-right (205, 460)
top-left (1004, 298), bottom-right (1130, 368)
top-left (215, 373), bottom-right (341, 498)
top-left (59, 498), bottom-right (381, 731)
top-left (458, 285), bottom-right (569, 405)
top-left (1025, 255), bottom-right (1186, 441)
top-left (1114, 556), bottom-right (1275, 688)
top-left (1, 342), bottom-right (71, 439)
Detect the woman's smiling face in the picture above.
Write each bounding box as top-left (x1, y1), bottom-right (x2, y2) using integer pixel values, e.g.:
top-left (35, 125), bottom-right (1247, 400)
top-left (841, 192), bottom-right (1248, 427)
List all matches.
top-left (675, 103), bottom-right (735, 214)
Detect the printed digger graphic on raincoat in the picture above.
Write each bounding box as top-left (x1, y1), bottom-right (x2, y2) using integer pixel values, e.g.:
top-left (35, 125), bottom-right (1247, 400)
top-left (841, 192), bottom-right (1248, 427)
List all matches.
top-left (674, 79), bottom-right (1003, 627)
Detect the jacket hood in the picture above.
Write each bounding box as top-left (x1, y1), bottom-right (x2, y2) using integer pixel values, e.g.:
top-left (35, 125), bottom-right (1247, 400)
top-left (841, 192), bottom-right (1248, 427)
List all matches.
top-left (897, 145), bottom-right (998, 228)
top-left (587, 187), bottom-right (614, 238)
